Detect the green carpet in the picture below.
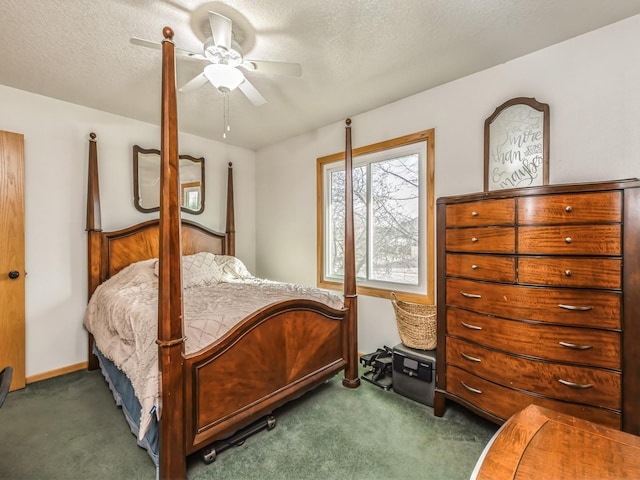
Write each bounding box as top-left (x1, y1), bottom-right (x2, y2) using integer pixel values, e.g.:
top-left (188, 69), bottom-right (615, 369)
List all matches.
top-left (0, 369), bottom-right (497, 479)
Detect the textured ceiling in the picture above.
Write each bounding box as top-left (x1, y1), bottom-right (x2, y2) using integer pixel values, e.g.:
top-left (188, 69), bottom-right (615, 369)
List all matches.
top-left (2, 0), bottom-right (640, 150)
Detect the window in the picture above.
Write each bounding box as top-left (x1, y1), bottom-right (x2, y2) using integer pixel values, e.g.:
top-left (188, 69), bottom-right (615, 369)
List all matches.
top-left (317, 129), bottom-right (434, 303)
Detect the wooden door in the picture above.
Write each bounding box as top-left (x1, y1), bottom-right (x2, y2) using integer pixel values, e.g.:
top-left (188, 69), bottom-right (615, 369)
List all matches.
top-left (0, 131), bottom-right (25, 391)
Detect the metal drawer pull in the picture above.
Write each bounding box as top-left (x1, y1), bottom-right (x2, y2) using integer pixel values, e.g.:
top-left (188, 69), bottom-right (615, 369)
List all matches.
top-left (471, 264), bottom-right (478, 270)
top-left (558, 379), bottom-right (593, 389)
top-left (471, 237), bottom-right (478, 242)
top-left (460, 352), bottom-right (481, 363)
top-left (565, 205), bottom-right (573, 213)
top-left (559, 341), bottom-right (593, 350)
top-left (558, 304), bottom-right (593, 311)
top-left (565, 270), bottom-right (572, 277)
top-left (461, 321), bottom-right (483, 330)
top-left (460, 381), bottom-right (482, 394)
top-left (565, 237), bottom-right (572, 244)
top-left (471, 211), bottom-right (478, 217)
top-left (460, 291), bottom-right (482, 299)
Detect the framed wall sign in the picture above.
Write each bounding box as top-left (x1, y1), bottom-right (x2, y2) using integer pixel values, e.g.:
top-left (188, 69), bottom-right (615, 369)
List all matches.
top-left (484, 97), bottom-right (549, 191)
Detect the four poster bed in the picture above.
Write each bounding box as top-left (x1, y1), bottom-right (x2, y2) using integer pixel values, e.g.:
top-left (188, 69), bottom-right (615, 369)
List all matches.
top-left (84, 27), bottom-right (359, 479)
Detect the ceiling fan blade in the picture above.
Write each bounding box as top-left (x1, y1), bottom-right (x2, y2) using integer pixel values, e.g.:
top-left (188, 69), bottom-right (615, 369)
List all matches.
top-left (176, 49), bottom-right (207, 61)
top-left (238, 79), bottom-right (267, 106)
top-left (130, 37), bottom-right (206, 60)
top-left (179, 73), bottom-right (209, 92)
top-left (130, 37), bottom-right (161, 51)
top-left (208, 11), bottom-right (232, 50)
top-left (242, 60), bottom-right (302, 77)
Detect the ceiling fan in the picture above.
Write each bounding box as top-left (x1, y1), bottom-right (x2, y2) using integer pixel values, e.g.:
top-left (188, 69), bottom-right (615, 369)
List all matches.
top-left (131, 11), bottom-right (302, 108)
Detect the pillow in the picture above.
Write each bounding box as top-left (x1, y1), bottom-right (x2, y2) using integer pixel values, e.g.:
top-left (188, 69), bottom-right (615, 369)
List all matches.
top-left (213, 255), bottom-right (254, 281)
top-left (110, 258), bottom-right (158, 288)
top-left (154, 252), bottom-right (222, 288)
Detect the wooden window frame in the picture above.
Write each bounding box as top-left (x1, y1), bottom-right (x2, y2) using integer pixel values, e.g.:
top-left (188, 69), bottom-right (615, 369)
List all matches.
top-left (316, 129), bottom-right (435, 303)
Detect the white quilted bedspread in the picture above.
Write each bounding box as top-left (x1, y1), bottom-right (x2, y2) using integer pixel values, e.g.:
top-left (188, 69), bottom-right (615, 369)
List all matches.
top-left (83, 253), bottom-right (344, 439)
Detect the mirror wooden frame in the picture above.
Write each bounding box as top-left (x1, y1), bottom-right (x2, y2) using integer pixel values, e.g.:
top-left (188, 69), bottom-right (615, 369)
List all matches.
top-left (484, 97), bottom-right (549, 192)
top-left (133, 145), bottom-right (205, 214)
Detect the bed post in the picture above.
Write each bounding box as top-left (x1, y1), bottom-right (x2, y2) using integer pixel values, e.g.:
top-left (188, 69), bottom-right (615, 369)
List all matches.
top-left (158, 26), bottom-right (187, 480)
top-left (86, 132), bottom-right (101, 371)
top-left (342, 119), bottom-right (360, 388)
top-left (226, 162), bottom-right (236, 256)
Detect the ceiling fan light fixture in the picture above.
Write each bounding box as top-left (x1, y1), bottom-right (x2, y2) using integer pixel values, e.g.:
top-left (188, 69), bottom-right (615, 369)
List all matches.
top-left (203, 37), bottom-right (243, 67)
top-left (204, 64), bottom-right (245, 92)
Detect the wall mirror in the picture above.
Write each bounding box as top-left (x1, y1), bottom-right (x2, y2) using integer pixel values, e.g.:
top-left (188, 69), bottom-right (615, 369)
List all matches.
top-left (133, 145), bottom-right (205, 214)
top-left (484, 97), bottom-right (549, 191)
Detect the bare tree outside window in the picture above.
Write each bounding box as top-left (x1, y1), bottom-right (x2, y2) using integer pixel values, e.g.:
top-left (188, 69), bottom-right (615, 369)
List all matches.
top-left (328, 155), bottom-right (419, 286)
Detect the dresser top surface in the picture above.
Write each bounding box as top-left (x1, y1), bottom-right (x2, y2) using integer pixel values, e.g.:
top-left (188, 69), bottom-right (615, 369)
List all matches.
top-left (438, 178), bottom-right (640, 204)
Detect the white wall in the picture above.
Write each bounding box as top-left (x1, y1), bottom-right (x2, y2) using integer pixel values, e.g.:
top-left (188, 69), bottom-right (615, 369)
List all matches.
top-left (0, 86), bottom-right (256, 378)
top-left (255, 15), bottom-right (640, 354)
top-left (3, 14), bottom-right (640, 378)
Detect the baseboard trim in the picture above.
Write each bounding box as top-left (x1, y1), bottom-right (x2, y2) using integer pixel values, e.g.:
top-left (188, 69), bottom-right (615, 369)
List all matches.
top-left (26, 361), bottom-right (88, 384)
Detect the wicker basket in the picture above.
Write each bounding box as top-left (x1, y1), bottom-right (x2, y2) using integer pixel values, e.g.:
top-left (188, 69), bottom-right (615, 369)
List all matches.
top-left (390, 292), bottom-right (437, 350)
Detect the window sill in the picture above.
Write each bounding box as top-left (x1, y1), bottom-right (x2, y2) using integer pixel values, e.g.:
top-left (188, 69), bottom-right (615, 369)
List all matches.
top-left (318, 279), bottom-right (433, 304)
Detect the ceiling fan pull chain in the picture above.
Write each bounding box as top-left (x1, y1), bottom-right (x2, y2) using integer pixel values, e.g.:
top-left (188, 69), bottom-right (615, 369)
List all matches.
top-left (223, 92), bottom-right (230, 139)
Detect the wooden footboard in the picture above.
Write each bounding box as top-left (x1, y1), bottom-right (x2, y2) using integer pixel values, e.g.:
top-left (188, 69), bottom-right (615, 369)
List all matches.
top-left (185, 300), bottom-right (347, 453)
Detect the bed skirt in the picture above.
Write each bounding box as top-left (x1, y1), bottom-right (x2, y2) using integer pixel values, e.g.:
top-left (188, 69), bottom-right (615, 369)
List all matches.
top-left (93, 343), bottom-right (159, 469)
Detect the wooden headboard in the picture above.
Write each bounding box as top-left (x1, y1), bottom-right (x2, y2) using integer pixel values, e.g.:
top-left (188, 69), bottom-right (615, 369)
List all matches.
top-left (85, 133), bottom-right (236, 296)
top-left (100, 219), bottom-right (228, 280)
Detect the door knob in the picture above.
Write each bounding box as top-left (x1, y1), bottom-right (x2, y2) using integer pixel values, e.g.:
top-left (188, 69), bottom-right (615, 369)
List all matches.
top-left (8, 270), bottom-right (20, 279)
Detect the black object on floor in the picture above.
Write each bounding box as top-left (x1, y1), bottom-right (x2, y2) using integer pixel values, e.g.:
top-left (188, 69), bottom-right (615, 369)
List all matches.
top-left (360, 347), bottom-right (393, 390)
top-left (201, 414), bottom-right (277, 464)
top-left (0, 365), bottom-right (13, 410)
top-left (392, 343), bottom-right (436, 407)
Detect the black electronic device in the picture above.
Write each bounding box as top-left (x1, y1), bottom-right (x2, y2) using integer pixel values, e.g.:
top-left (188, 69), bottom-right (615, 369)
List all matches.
top-left (392, 343), bottom-right (436, 406)
top-left (359, 346), bottom-right (393, 390)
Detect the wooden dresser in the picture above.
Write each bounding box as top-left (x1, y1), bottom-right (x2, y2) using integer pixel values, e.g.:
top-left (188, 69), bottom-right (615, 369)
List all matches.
top-left (434, 179), bottom-right (640, 434)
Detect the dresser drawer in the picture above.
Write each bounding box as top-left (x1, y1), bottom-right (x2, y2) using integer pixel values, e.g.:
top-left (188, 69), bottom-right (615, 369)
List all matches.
top-left (445, 366), bottom-right (621, 429)
top-left (518, 257), bottom-right (621, 289)
top-left (518, 191), bottom-right (622, 225)
top-left (446, 278), bottom-right (621, 329)
top-left (446, 227), bottom-right (515, 253)
top-left (446, 199), bottom-right (515, 227)
top-left (446, 308), bottom-right (621, 370)
top-left (446, 254), bottom-right (515, 282)
top-left (518, 225), bottom-right (621, 255)
top-left (446, 337), bottom-right (621, 410)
